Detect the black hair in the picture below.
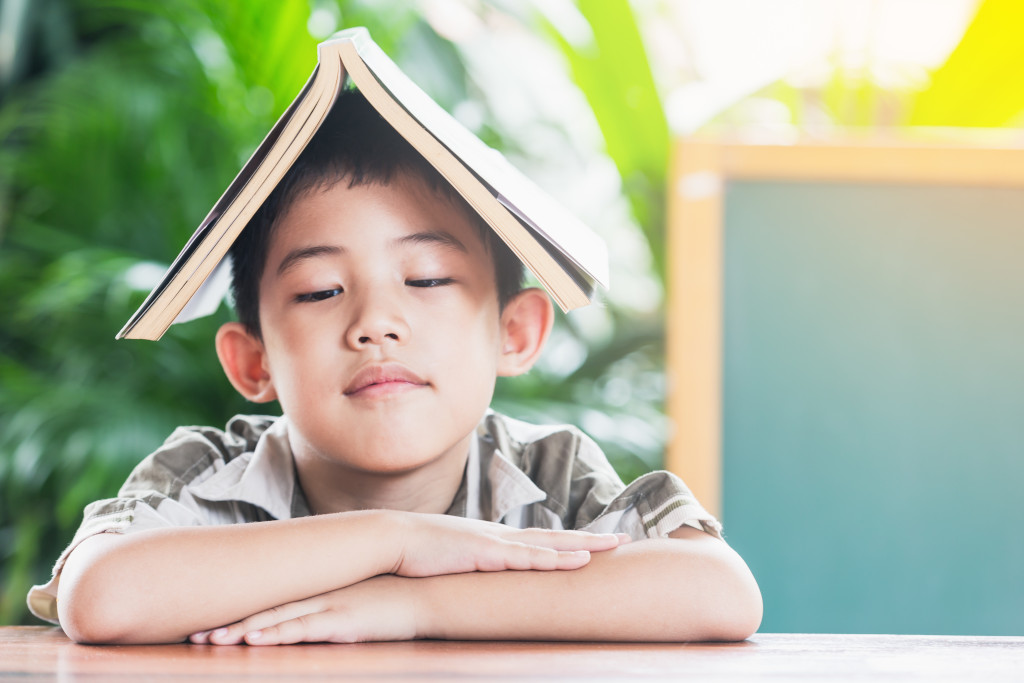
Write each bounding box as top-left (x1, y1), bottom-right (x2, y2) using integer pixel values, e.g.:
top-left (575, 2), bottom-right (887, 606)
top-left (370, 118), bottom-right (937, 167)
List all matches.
top-left (229, 87), bottom-right (525, 339)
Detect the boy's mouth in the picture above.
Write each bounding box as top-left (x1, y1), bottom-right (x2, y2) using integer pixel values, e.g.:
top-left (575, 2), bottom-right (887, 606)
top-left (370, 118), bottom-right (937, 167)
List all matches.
top-left (344, 363), bottom-right (429, 397)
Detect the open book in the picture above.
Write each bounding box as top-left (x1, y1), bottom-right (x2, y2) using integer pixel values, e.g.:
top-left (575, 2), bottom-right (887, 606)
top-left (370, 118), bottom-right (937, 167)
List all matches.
top-left (117, 27), bottom-right (609, 340)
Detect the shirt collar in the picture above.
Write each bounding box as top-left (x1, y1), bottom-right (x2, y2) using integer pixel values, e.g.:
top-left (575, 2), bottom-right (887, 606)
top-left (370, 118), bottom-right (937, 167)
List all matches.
top-left (450, 420), bottom-right (547, 522)
top-left (187, 417), bottom-right (301, 520)
top-left (185, 414), bottom-right (544, 523)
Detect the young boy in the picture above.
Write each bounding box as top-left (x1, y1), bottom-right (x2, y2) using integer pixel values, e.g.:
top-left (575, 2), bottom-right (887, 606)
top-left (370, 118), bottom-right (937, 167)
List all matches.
top-left (29, 90), bottom-right (761, 645)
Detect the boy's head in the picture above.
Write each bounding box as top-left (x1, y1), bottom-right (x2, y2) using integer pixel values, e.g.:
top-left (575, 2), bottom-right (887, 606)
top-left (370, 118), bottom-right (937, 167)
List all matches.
top-left (229, 88), bottom-right (525, 341)
top-left (214, 88), bottom-right (554, 490)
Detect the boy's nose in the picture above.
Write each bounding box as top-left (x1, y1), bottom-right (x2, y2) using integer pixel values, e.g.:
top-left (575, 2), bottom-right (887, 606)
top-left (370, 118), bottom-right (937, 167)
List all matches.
top-left (344, 298), bottom-right (410, 349)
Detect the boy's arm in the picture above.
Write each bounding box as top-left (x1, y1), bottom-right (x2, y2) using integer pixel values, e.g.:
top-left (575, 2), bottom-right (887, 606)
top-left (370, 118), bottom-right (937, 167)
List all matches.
top-left (199, 526), bottom-right (763, 645)
top-left (56, 510), bottom-right (627, 644)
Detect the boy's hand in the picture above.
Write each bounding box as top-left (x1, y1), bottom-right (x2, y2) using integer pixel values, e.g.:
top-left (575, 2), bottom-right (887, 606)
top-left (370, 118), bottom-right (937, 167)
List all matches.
top-left (190, 519), bottom-right (631, 646)
top-left (191, 575), bottom-right (414, 646)
top-left (391, 514), bottom-right (630, 577)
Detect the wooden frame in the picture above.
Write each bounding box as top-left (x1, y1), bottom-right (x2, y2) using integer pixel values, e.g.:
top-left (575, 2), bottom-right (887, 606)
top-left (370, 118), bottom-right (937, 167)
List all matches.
top-left (665, 139), bottom-right (1024, 519)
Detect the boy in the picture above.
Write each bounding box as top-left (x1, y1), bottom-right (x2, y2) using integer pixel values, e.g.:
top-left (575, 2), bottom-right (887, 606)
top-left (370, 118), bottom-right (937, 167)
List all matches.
top-left (29, 90), bottom-right (761, 645)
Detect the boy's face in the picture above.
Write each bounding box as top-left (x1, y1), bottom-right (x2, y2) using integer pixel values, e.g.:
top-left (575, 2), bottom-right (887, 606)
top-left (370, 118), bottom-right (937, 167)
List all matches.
top-left (254, 175), bottom-right (506, 478)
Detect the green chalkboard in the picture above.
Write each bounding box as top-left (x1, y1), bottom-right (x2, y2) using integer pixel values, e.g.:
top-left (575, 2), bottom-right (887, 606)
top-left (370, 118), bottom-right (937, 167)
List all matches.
top-left (722, 181), bottom-right (1024, 635)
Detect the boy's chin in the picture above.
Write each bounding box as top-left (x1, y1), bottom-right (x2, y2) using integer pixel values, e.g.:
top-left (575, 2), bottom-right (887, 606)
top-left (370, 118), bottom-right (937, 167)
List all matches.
top-left (319, 437), bottom-right (470, 476)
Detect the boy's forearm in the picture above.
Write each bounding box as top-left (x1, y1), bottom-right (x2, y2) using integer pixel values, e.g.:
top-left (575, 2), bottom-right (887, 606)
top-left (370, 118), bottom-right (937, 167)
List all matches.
top-left (57, 510), bottom-right (402, 644)
top-left (57, 512), bottom-right (623, 645)
top-left (198, 527), bottom-right (760, 646)
top-left (415, 529), bottom-right (762, 642)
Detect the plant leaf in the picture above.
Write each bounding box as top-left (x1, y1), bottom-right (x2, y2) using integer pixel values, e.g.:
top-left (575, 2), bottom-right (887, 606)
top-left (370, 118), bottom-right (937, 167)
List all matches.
top-left (909, 0), bottom-right (1024, 126)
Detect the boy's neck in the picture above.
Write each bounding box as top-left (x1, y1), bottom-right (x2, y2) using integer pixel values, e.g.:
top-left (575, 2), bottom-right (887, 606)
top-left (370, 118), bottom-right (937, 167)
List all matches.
top-left (291, 434), bottom-right (471, 516)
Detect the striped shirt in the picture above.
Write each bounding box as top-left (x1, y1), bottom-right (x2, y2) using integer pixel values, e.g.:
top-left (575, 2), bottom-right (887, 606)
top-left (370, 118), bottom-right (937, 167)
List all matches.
top-left (28, 411), bottom-right (721, 624)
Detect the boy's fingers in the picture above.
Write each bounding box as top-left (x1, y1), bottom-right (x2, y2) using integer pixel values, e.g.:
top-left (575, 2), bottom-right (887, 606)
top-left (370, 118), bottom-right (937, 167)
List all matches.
top-left (553, 549), bottom-right (591, 570)
top-left (206, 601), bottom-right (319, 645)
top-left (484, 543), bottom-right (590, 572)
top-left (508, 529), bottom-right (630, 552)
top-left (503, 544), bottom-right (558, 571)
top-left (206, 626), bottom-right (246, 645)
top-left (245, 612), bottom-right (337, 646)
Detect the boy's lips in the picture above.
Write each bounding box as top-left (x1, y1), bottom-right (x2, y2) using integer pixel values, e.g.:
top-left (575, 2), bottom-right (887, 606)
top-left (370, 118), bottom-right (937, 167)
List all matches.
top-left (344, 363), bottom-right (429, 397)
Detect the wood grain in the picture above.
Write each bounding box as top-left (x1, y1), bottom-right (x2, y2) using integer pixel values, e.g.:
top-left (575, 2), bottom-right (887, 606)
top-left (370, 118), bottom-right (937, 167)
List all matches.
top-left (3, 627), bottom-right (1022, 681)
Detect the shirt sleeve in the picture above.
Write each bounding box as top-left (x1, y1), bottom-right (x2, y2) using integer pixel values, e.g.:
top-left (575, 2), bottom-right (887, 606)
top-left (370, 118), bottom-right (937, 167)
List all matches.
top-left (26, 425), bottom-right (237, 625)
top-left (577, 469), bottom-right (724, 541)
top-left (567, 433), bottom-right (723, 541)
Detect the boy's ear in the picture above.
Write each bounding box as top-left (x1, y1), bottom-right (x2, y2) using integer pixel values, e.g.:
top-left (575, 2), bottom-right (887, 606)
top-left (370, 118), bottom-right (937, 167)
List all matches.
top-left (497, 288), bottom-right (554, 377)
top-left (215, 322), bottom-right (278, 403)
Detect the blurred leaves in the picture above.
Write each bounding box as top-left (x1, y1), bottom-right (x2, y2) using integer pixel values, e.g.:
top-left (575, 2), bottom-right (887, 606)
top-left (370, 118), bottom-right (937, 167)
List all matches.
top-left (494, 309), bottom-right (666, 482)
top-left (0, 0), bottom-right (324, 625)
top-left (539, 0), bottom-right (669, 280)
top-left (706, 0), bottom-right (1024, 131)
top-left (909, 0), bottom-right (1024, 126)
top-left (475, 0), bottom-right (671, 482)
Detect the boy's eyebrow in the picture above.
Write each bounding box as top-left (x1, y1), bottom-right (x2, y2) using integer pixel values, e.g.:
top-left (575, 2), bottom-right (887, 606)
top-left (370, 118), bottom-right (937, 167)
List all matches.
top-left (276, 245), bottom-right (345, 276)
top-left (396, 230), bottom-right (468, 253)
top-left (274, 232), bottom-right (466, 276)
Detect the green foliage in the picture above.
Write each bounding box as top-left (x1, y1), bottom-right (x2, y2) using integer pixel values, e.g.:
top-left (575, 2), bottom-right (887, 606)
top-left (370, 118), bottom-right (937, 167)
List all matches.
top-left (0, 2), bottom-right (254, 624)
top-left (514, 1), bottom-right (670, 486)
top-left (909, 0), bottom-right (1024, 126)
top-left (710, 0), bottom-right (1024, 130)
top-left (538, 0), bottom-right (669, 280)
top-left (0, 0), bottom-right (671, 625)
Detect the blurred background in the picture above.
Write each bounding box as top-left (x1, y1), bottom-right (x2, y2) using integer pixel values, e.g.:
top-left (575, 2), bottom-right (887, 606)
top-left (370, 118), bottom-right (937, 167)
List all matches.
top-left (1, 0), bottom-right (1021, 633)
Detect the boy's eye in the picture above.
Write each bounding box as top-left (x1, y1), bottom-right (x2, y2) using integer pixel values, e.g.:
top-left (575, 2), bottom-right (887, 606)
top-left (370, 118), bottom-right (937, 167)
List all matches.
top-left (295, 288), bottom-right (343, 303)
top-left (406, 278), bottom-right (455, 288)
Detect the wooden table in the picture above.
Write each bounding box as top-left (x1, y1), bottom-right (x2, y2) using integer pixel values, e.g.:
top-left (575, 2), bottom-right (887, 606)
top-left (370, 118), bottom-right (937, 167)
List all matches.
top-left (2, 626), bottom-right (1022, 681)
